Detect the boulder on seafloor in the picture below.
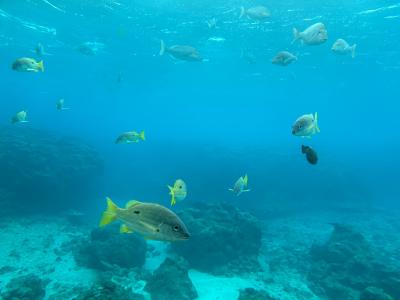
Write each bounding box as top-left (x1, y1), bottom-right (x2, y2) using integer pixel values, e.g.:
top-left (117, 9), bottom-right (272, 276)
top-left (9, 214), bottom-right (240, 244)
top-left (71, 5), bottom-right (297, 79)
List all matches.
top-left (144, 257), bottom-right (198, 300)
top-left (171, 202), bottom-right (262, 274)
top-left (0, 126), bottom-right (103, 214)
top-left (73, 224), bottom-right (147, 270)
top-left (307, 223), bottom-right (399, 300)
top-left (238, 288), bottom-right (275, 300)
top-left (1, 274), bottom-right (48, 300)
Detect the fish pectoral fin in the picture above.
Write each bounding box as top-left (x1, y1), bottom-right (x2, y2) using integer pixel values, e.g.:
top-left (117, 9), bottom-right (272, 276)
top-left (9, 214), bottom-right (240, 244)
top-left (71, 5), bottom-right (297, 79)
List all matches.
top-left (120, 224), bottom-right (134, 234)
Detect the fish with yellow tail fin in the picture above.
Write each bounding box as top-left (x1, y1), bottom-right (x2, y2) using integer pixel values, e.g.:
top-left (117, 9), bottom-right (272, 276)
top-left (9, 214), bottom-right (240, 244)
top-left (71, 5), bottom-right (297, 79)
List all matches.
top-left (99, 197), bottom-right (190, 241)
top-left (115, 130), bottom-right (145, 144)
top-left (168, 179), bottom-right (187, 206)
top-left (229, 174), bottom-right (250, 196)
top-left (292, 112), bottom-right (320, 138)
top-left (12, 57), bottom-right (44, 73)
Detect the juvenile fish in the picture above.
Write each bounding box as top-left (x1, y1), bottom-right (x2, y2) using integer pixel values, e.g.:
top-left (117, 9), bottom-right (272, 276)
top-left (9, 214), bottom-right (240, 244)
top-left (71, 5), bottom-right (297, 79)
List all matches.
top-left (11, 110), bottom-right (28, 124)
top-left (229, 174), bottom-right (250, 196)
top-left (292, 112), bottom-right (320, 138)
top-left (240, 6), bottom-right (271, 21)
top-left (302, 145), bottom-right (318, 165)
top-left (115, 131), bottom-right (145, 144)
top-left (168, 179), bottom-right (187, 206)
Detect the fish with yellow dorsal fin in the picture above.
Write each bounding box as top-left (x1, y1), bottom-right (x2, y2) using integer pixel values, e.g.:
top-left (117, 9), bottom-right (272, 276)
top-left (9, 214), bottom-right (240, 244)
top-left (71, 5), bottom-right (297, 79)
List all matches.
top-left (167, 179), bottom-right (187, 206)
top-left (115, 131), bottom-right (145, 144)
top-left (229, 174), bottom-right (250, 196)
top-left (12, 57), bottom-right (44, 73)
top-left (99, 197), bottom-right (190, 241)
top-left (292, 112), bottom-right (320, 138)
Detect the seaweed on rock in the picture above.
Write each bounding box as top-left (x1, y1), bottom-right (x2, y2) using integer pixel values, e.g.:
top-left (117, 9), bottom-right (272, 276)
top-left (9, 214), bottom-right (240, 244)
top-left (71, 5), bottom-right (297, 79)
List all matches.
top-left (171, 202), bottom-right (262, 274)
top-left (144, 257), bottom-right (198, 300)
top-left (73, 224), bottom-right (147, 270)
top-left (1, 274), bottom-right (48, 300)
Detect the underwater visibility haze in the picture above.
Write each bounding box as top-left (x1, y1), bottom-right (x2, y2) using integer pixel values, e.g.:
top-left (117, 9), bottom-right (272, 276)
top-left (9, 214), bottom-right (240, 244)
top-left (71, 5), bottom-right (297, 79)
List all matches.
top-left (0, 0), bottom-right (400, 299)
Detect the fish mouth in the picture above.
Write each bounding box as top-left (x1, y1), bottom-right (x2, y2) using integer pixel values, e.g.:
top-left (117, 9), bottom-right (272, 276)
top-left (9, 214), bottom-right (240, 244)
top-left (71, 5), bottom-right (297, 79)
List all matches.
top-left (181, 232), bottom-right (190, 240)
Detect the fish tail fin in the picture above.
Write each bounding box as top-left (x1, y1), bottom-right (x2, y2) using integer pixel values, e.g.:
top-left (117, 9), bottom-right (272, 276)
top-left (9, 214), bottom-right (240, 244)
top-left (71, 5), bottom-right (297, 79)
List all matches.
top-left (314, 112), bottom-right (320, 133)
top-left (301, 145), bottom-right (307, 153)
top-left (292, 28), bottom-right (301, 44)
top-left (140, 130), bottom-right (145, 141)
top-left (160, 40), bottom-right (166, 56)
top-left (37, 60), bottom-right (44, 72)
top-left (239, 7), bottom-right (245, 19)
top-left (243, 174), bottom-right (248, 186)
top-left (168, 185), bottom-right (176, 206)
top-left (351, 44), bottom-right (357, 58)
top-left (99, 197), bottom-right (118, 227)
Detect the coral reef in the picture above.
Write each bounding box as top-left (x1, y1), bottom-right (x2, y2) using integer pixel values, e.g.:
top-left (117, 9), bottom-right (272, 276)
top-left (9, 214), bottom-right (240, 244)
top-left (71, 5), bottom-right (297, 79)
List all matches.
top-left (307, 223), bottom-right (400, 300)
top-left (1, 274), bottom-right (48, 300)
top-left (171, 202), bottom-right (262, 274)
top-left (73, 224), bottom-right (147, 270)
top-left (0, 126), bottom-right (103, 213)
top-left (144, 257), bottom-right (198, 300)
top-left (238, 288), bottom-right (275, 300)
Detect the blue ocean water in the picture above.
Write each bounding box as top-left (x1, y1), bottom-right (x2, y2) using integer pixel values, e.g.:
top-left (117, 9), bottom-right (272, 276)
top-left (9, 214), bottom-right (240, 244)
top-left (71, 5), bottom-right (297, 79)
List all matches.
top-left (0, 0), bottom-right (399, 299)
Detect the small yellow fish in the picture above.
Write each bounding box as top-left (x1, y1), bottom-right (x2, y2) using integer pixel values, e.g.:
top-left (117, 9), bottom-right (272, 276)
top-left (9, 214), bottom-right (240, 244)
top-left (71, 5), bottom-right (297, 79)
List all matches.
top-left (12, 57), bottom-right (44, 73)
top-left (115, 131), bottom-right (145, 144)
top-left (229, 174), bottom-right (250, 196)
top-left (99, 197), bottom-right (190, 241)
top-left (11, 110), bottom-right (28, 124)
top-left (168, 179), bottom-right (187, 206)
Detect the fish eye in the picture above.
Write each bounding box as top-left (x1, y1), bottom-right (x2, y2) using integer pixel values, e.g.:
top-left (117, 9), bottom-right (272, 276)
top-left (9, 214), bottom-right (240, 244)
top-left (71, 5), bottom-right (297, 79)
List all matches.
top-left (179, 186), bottom-right (182, 189)
top-left (133, 210), bottom-right (140, 214)
top-left (173, 225), bottom-right (179, 231)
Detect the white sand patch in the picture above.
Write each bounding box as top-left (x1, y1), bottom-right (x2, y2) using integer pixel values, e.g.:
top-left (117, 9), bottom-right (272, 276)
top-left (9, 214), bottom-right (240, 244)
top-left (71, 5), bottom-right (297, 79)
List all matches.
top-left (189, 270), bottom-right (265, 300)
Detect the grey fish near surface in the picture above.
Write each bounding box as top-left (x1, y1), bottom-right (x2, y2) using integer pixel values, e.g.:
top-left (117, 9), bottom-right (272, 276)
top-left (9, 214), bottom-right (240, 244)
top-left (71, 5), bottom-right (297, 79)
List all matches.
top-left (240, 6), bottom-right (270, 21)
top-left (99, 198), bottom-right (190, 242)
top-left (293, 22), bottom-right (328, 45)
top-left (301, 145), bottom-right (318, 165)
top-left (331, 39), bottom-right (357, 58)
top-left (272, 51), bottom-right (297, 66)
top-left (159, 40), bottom-right (202, 62)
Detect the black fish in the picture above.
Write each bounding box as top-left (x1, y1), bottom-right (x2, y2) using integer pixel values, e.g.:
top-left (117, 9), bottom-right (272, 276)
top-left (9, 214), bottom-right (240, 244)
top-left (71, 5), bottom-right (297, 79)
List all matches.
top-left (301, 145), bottom-right (318, 165)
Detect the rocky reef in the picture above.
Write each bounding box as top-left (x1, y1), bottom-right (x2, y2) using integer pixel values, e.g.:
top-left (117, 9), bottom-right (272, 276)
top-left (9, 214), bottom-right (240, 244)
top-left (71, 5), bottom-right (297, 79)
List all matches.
top-left (1, 274), bottom-right (48, 300)
top-left (0, 126), bottom-right (103, 214)
top-left (238, 288), bottom-right (275, 300)
top-left (73, 224), bottom-right (147, 270)
top-left (144, 257), bottom-right (198, 300)
top-left (307, 223), bottom-right (400, 300)
top-left (171, 202), bottom-right (262, 275)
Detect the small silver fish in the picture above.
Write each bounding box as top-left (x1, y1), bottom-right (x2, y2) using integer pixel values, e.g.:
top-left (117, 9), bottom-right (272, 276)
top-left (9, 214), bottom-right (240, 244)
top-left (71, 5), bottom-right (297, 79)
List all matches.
top-left (11, 110), bottom-right (28, 124)
top-left (240, 6), bottom-right (271, 21)
top-left (229, 174), bottom-right (250, 196)
top-left (292, 112), bottom-right (320, 138)
top-left (293, 23), bottom-right (328, 45)
top-left (160, 40), bottom-right (202, 62)
top-left (12, 58), bottom-right (44, 73)
top-left (331, 39), bottom-right (357, 58)
top-left (272, 51), bottom-right (297, 66)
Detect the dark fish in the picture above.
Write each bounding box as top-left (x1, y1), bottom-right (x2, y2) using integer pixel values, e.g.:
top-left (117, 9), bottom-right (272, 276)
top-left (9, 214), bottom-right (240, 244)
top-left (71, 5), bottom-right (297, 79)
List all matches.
top-left (301, 145), bottom-right (318, 165)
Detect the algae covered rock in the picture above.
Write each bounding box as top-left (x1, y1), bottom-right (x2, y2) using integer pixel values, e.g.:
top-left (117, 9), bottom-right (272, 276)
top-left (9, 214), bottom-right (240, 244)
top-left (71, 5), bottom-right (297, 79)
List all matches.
top-left (238, 288), bottom-right (275, 300)
top-left (1, 274), bottom-right (47, 300)
top-left (73, 224), bottom-right (147, 270)
top-left (308, 223), bottom-right (399, 300)
top-left (145, 257), bottom-right (198, 300)
top-left (171, 202), bottom-right (262, 274)
top-left (359, 287), bottom-right (394, 300)
top-left (0, 126), bottom-right (103, 213)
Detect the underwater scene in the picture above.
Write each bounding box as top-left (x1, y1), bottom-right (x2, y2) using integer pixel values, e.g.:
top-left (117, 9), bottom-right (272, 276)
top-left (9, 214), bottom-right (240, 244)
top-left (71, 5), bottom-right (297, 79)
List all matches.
top-left (0, 0), bottom-right (400, 299)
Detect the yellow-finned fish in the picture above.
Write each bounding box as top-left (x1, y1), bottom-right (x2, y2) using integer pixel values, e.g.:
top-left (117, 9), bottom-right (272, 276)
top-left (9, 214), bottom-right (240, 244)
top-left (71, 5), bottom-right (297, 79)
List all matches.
top-left (99, 197), bottom-right (190, 242)
top-left (168, 179), bottom-right (187, 206)
top-left (292, 112), bottom-right (320, 138)
top-left (11, 110), bottom-right (28, 124)
top-left (115, 131), bottom-right (145, 144)
top-left (229, 174), bottom-right (250, 196)
top-left (12, 57), bottom-right (44, 73)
